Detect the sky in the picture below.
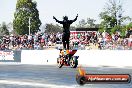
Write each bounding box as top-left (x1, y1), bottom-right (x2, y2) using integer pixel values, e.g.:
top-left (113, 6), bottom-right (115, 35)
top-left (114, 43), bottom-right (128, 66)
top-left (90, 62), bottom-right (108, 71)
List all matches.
top-left (0, 0), bottom-right (132, 26)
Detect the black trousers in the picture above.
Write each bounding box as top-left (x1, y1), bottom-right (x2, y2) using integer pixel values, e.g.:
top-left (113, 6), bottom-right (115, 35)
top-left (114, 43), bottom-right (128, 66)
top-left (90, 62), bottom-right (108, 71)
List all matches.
top-left (62, 33), bottom-right (70, 49)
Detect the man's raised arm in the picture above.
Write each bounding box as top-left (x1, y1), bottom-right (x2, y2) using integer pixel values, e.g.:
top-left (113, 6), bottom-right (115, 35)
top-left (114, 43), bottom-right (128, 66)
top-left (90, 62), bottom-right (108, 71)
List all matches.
top-left (71, 14), bottom-right (78, 23)
top-left (53, 16), bottom-right (63, 24)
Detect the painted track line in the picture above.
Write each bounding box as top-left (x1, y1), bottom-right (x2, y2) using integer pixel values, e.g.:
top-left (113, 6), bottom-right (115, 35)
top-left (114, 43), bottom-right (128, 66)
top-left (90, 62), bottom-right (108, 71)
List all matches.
top-left (0, 80), bottom-right (75, 88)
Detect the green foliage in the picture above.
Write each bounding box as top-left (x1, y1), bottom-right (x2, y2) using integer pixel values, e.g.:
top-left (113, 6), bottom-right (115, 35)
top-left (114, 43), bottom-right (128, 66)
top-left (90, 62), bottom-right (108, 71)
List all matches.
top-left (77, 19), bottom-right (87, 28)
top-left (120, 26), bottom-right (127, 37)
top-left (76, 18), bottom-right (97, 28)
top-left (99, 12), bottom-right (117, 30)
top-left (13, 0), bottom-right (41, 35)
top-left (99, 0), bottom-right (130, 36)
top-left (126, 22), bottom-right (132, 29)
top-left (98, 22), bottom-right (105, 33)
top-left (87, 18), bottom-right (96, 27)
top-left (45, 23), bottom-right (63, 33)
top-left (110, 25), bottom-right (126, 37)
top-left (99, 20), bottom-right (111, 33)
top-left (0, 22), bottom-right (9, 35)
top-left (98, 28), bottom-right (104, 33)
top-left (110, 25), bottom-right (120, 34)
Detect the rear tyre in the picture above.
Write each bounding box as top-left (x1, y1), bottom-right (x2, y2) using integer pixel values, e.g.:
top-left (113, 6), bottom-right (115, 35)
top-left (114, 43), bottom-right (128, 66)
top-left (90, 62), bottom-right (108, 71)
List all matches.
top-left (69, 56), bottom-right (78, 68)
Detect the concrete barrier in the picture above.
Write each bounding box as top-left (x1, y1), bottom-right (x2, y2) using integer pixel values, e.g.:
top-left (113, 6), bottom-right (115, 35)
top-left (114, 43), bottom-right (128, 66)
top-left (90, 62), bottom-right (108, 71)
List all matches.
top-left (21, 50), bottom-right (59, 65)
top-left (75, 50), bottom-right (132, 67)
top-left (21, 50), bottom-right (132, 67)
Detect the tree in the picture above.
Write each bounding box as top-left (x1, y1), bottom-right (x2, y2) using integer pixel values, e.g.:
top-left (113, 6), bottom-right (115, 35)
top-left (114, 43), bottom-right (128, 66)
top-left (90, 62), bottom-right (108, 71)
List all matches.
top-left (99, 0), bottom-right (131, 34)
top-left (76, 19), bottom-right (87, 28)
top-left (76, 18), bottom-right (97, 28)
top-left (126, 22), bottom-right (132, 29)
top-left (45, 23), bottom-right (63, 33)
top-left (70, 26), bottom-right (76, 31)
top-left (0, 22), bottom-right (9, 35)
top-left (7, 22), bottom-right (13, 33)
top-left (87, 18), bottom-right (96, 28)
top-left (13, 0), bottom-right (41, 35)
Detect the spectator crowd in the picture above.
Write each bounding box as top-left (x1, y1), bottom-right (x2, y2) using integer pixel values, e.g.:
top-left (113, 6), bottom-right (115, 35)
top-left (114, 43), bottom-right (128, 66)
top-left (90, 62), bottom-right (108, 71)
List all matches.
top-left (0, 32), bottom-right (61, 50)
top-left (0, 30), bottom-right (131, 50)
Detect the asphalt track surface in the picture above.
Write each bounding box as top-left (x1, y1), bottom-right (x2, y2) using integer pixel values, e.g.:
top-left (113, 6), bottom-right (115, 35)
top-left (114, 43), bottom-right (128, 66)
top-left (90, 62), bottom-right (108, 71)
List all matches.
top-left (0, 65), bottom-right (132, 88)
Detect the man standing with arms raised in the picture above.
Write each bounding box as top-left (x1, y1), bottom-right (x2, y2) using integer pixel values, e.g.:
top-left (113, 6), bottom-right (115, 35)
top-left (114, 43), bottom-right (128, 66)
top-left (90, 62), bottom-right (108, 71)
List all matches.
top-left (53, 14), bottom-right (78, 50)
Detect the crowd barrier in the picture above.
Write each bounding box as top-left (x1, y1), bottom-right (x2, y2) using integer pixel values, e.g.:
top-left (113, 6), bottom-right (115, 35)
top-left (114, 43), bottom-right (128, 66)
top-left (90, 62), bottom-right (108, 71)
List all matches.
top-left (75, 50), bottom-right (132, 67)
top-left (21, 50), bottom-right (132, 67)
top-left (0, 50), bottom-right (132, 67)
top-left (21, 50), bottom-right (58, 65)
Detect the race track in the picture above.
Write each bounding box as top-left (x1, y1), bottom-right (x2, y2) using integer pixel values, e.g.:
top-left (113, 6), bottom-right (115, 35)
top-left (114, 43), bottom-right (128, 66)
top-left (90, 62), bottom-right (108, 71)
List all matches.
top-left (0, 65), bottom-right (132, 88)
